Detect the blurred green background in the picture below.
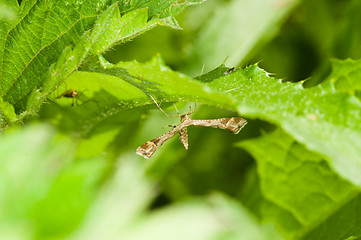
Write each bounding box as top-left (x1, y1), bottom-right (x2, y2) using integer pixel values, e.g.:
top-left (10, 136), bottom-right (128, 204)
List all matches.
top-left (105, 0), bottom-right (361, 83)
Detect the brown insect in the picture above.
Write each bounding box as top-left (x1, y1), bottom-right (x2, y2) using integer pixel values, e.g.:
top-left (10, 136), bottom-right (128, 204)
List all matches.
top-left (136, 95), bottom-right (247, 158)
top-left (56, 89), bottom-right (79, 106)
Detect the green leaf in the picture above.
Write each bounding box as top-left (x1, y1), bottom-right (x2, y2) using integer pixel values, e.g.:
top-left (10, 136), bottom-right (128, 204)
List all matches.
top-left (204, 63), bottom-right (361, 188)
top-left (0, 0), bottom-right (200, 119)
top-left (1, 0), bottom-right (106, 110)
top-left (46, 56), bottom-right (361, 190)
top-left (44, 56), bottom-right (233, 136)
top-left (238, 129), bottom-right (357, 238)
top-left (326, 58), bottom-right (361, 92)
top-left (238, 167), bottom-right (304, 239)
top-left (299, 192), bottom-right (361, 240)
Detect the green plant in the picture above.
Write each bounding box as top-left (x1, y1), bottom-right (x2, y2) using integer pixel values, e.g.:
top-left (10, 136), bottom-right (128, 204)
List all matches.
top-left (1, 0), bottom-right (361, 239)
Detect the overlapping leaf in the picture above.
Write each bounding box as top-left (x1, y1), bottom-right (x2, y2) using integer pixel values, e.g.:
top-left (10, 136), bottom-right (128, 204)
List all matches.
top-left (204, 63), bottom-right (361, 188)
top-left (238, 129), bottom-right (358, 238)
top-left (45, 56), bottom-right (233, 136)
top-left (0, 0), bottom-right (203, 121)
top-left (46, 54), bottom-right (361, 192)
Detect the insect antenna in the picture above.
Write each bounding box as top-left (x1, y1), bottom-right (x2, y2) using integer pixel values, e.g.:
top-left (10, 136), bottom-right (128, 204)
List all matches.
top-left (147, 93), bottom-right (179, 118)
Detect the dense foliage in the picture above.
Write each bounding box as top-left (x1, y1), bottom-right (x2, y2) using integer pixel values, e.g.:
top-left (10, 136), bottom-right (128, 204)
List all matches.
top-left (1, 0), bottom-right (361, 239)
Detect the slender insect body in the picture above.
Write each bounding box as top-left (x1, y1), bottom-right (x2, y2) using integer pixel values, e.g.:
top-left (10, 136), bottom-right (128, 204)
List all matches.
top-left (190, 117), bottom-right (247, 134)
top-left (136, 109), bottom-right (247, 158)
top-left (137, 122), bottom-right (185, 159)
